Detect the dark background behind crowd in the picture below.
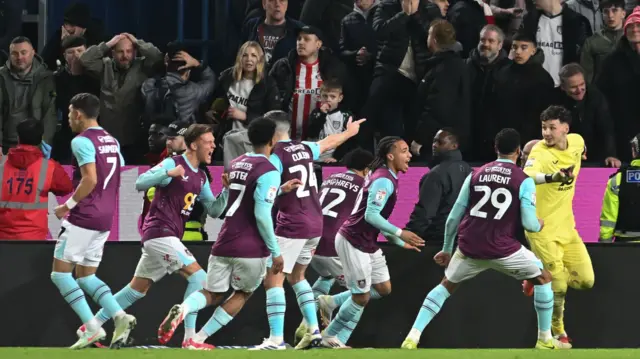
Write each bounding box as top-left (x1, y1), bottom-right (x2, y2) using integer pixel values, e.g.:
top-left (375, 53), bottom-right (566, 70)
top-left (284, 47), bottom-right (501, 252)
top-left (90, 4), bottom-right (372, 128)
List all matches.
top-left (0, 0), bottom-right (639, 168)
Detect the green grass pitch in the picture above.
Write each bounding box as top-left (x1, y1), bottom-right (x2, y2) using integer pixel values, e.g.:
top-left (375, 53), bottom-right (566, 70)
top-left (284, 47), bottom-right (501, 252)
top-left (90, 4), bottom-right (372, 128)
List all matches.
top-left (2, 348), bottom-right (639, 359)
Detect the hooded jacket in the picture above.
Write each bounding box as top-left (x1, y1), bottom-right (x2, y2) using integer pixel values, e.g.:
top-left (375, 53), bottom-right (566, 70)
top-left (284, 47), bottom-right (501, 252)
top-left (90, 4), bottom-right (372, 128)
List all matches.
top-left (0, 144), bottom-right (73, 240)
top-left (0, 56), bottom-right (57, 149)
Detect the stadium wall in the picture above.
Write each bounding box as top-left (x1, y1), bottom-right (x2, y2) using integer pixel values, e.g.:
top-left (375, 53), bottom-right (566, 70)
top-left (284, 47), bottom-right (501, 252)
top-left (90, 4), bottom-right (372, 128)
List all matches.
top-left (44, 166), bottom-right (616, 242)
top-left (0, 241), bottom-right (636, 348)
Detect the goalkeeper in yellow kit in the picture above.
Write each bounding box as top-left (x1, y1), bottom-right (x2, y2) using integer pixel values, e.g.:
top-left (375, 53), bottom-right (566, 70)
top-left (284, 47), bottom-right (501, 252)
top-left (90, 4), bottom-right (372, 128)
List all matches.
top-left (523, 106), bottom-right (594, 349)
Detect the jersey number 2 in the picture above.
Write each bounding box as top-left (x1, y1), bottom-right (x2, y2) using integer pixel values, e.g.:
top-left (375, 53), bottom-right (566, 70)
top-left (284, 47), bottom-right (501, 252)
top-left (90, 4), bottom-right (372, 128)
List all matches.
top-left (469, 185), bottom-right (512, 220)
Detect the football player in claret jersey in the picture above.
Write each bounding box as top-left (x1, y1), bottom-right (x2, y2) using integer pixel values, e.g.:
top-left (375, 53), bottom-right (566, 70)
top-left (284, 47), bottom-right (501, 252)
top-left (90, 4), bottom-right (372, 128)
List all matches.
top-left (523, 106), bottom-right (594, 348)
top-left (293, 148), bottom-right (374, 340)
top-left (51, 93), bottom-right (136, 349)
top-left (88, 125), bottom-right (228, 349)
top-left (321, 137), bottom-right (425, 349)
top-left (157, 117), bottom-right (301, 350)
top-left (401, 128), bottom-right (563, 350)
top-left (251, 110), bottom-right (364, 350)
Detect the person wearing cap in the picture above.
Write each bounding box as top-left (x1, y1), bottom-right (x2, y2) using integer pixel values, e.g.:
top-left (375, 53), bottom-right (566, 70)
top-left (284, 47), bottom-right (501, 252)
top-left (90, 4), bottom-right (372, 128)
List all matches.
top-left (596, 6), bottom-right (640, 163)
top-left (40, 2), bottom-right (105, 72)
top-left (580, 0), bottom-right (625, 83)
top-left (599, 134), bottom-right (640, 243)
top-left (269, 25), bottom-right (351, 141)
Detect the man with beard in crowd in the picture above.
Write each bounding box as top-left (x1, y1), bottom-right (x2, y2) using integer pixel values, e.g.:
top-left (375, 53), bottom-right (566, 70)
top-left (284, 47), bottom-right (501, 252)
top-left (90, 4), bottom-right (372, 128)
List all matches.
top-left (580, 0), bottom-right (625, 83)
top-left (80, 33), bottom-right (163, 164)
top-left (466, 25), bottom-right (510, 161)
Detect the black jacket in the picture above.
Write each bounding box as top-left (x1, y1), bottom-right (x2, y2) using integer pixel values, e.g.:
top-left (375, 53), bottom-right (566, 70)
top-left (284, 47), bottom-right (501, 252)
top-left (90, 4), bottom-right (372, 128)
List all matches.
top-left (240, 17), bottom-right (305, 68)
top-left (269, 48), bottom-right (353, 113)
top-left (405, 150), bottom-right (471, 240)
top-left (41, 19), bottom-right (106, 72)
top-left (372, 0), bottom-right (436, 79)
top-left (414, 50), bottom-right (471, 151)
top-left (300, 0), bottom-right (354, 52)
top-left (596, 37), bottom-right (640, 162)
top-left (521, 5), bottom-right (592, 65)
top-left (447, 0), bottom-right (488, 58)
top-left (552, 85), bottom-right (616, 162)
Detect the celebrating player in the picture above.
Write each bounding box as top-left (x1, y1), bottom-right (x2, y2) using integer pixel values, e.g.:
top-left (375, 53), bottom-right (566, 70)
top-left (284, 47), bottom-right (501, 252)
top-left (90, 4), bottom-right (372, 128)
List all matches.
top-left (157, 117), bottom-right (302, 350)
top-left (250, 110), bottom-right (364, 350)
top-left (321, 136), bottom-right (424, 349)
top-left (401, 128), bottom-right (563, 350)
top-left (293, 148), bottom-right (374, 343)
top-left (51, 93), bottom-right (136, 349)
top-left (523, 106), bottom-right (595, 348)
top-left (88, 124), bottom-right (228, 348)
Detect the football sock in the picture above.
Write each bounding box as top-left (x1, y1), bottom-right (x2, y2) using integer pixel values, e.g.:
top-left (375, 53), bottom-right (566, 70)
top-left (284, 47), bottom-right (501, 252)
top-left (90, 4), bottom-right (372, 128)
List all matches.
top-left (332, 290), bottom-right (352, 308)
top-left (534, 283), bottom-right (554, 341)
top-left (76, 275), bottom-right (125, 321)
top-left (292, 280), bottom-right (319, 332)
top-left (184, 270), bottom-right (207, 339)
top-left (196, 306), bottom-right (233, 340)
top-left (326, 297), bottom-right (364, 343)
top-left (95, 284), bottom-right (145, 325)
top-left (408, 284), bottom-right (450, 343)
top-left (266, 287), bottom-right (286, 343)
top-left (551, 291), bottom-right (566, 336)
top-left (51, 272), bottom-right (96, 328)
top-left (312, 277), bottom-right (335, 298)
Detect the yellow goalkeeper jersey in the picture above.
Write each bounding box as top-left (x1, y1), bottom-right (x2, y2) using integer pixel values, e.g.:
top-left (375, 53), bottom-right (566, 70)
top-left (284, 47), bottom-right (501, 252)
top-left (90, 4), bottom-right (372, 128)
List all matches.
top-left (523, 134), bottom-right (585, 230)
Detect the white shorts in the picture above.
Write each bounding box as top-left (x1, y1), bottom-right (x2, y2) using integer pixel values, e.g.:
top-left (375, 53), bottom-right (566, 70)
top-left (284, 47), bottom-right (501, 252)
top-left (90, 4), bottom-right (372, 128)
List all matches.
top-left (53, 220), bottom-right (110, 267)
top-left (267, 236), bottom-right (320, 274)
top-left (445, 246), bottom-right (543, 284)
top-left (310, 255), bottom-right (346, 288)
top-left (205, 255), bottom-right (267, 293)
top-left (133, 236), bottom-right (197, 282)
top-left (335, 233), bottom-right (390, 294)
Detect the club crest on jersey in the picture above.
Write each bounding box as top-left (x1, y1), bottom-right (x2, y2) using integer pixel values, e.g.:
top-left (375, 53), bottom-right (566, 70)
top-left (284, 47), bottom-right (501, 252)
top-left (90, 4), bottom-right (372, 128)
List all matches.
top-left (524, 159), bottom-right (534, 168)
top-left (374, 189), bottom-right (387, 206)
top-left (266, 186), bottom-right (278, 203)
top-left (357, 279), bottom-right (366, 289)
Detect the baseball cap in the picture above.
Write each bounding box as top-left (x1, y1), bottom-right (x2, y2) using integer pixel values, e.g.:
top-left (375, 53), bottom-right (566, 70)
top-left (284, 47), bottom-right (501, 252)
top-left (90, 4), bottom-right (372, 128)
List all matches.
top-left (164, 120), bottom-right (190, 137)
top-left (298, 25), bottom-right (324, 42)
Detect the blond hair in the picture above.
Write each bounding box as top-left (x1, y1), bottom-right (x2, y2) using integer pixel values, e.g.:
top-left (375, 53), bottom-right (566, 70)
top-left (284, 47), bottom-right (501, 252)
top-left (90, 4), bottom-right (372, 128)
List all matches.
top-left (233, 41), bottom-right (265, 84)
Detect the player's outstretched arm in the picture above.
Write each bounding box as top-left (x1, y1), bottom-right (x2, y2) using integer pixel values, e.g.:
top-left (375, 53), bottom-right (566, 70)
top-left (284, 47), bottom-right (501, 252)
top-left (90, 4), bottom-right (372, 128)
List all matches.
top-left (254, 171), bottom-right (282, 258)
top-left (442, 174), bottom-right (472, 254)
top-left (199, 178), bottom-right (229, 218)
top-left (315, 117), bottom-right (365, 155)
top-left (135, 158), bottom-right (177, 191)
top-left (519, 178), bottom-right (542, 233)
top-left (523, 148), bottom-right (574, 185)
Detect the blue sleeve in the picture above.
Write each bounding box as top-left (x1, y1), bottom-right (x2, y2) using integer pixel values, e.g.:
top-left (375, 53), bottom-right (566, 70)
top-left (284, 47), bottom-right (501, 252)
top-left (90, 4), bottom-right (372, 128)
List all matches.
top-left (519, 177), bottom-right (541, 232)
top-left (71, 137), bottom-right (96, 167)
top-left (254, 170), bottom-right (282, 257)
top-left (115, 139), bottom-right (125, 166)
top-left (199, 177), bottom-right (229, 218)
top-left (135, 158), bottom-right (175, 191)
top-left (302, 141), bottom-right (321, 161)
top-left (443, 174), bottom-right (471, 253)
top-left (269, 153), bottom-right (284, 174)
top-left (364, 177), bottom-right (401, 235)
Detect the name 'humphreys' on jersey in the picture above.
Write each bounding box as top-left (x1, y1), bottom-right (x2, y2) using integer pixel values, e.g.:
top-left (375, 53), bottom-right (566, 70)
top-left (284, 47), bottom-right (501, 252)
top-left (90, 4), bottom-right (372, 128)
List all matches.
top-left (479, 165), bottom-right (513, 185)
top-left (322, 172), bottom-right (361, 193)
top-left (283, 144), bottom-right (311, 161)
top-left (96, 135), bottom-right (118, 155)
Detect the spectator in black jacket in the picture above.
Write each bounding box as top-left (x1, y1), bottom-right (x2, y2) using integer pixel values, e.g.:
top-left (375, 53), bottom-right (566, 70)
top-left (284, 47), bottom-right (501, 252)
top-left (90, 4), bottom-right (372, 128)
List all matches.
top-left (596, 7), bottom-right (640, 163)
top-left (339, 0), bottom-right (380, 115)
top-left (300, 0), bottom-right (354, 52)
top-left (491, 32), bottom-right (555, 144)
top-left (40, 2), bottom-right (105, 72)
top-left (553, 63), bottom-right (620, 167)
top-left (520, 0), bottom-right (592, 86)
top-left (51, 35), bottom-right (100, 164)
top-left (360, 0), bottom-right (438, 149)
top-left (405, 128), bottom-right (471, 242)
top-left (466, 25), bottom-right (510, 161)
top-left (269, 26), bottom-right (352, 140)
top-left (241, 0), bottom-right (305, 68)
top-left (412, 20), bottom-right (471, 160)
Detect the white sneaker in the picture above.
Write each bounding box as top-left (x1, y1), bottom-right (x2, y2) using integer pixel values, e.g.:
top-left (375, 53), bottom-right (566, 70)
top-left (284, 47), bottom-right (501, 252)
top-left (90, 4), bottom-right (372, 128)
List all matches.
top-left (110, 314), bottom-right (137, 349)
top-left (70, 327), bottom-right (107, 349)
top-left (248, 338), bottom-right (287, 350)
top-left (317, 295), bottom-right (336, 327)
top-left (320, 335), bottom-right (349, 349)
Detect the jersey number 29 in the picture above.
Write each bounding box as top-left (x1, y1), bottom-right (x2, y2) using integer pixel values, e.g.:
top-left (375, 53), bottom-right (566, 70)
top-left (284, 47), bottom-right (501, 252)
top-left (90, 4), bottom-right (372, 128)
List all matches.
top-left (469, 185), bottom-right (512, 220)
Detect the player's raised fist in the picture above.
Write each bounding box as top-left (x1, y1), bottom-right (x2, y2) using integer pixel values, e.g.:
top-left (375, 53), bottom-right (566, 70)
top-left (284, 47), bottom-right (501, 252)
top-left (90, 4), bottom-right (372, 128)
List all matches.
top-left (434, 251), bottom-right (451, 267)
top-left (280, 178), bottom-right (302, 194)
top-left (400, 230), bottom-right (425, 248)
top-left (271, 255), bottom-right (284, 274)
top-left (167, 165), bottom-right (185, 178)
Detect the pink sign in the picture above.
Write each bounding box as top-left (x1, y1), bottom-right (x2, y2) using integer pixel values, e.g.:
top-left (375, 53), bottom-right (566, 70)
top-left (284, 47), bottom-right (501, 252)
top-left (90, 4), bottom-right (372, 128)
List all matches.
top-left (46, 166), bottom-right (616, 242)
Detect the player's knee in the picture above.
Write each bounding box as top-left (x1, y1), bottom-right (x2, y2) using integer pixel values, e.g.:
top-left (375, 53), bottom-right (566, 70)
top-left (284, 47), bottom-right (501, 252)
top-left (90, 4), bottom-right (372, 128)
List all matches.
top-left (373, 283), bottom-right (391, 297)
top-left (188, 269), bottom-right (207, 285)
top-left (352, 293), bottom-right (370, 307)
top-left (569, 276), bottom-right (594, 290)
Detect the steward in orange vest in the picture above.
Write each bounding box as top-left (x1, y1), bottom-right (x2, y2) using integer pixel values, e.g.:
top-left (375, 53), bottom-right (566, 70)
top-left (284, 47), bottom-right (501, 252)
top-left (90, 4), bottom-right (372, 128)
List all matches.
top-left (0, 119), bottom-right (73, 240)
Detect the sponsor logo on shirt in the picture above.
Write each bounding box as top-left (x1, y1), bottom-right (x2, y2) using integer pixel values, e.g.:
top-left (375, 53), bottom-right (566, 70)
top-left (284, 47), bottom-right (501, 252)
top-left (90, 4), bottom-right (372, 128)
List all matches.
top-left (374, 189), bottom-right (387, 206)
top-left (266, 186), bottom-right (278, 203)
top-left (530, 192), bottom-right (536, 206)
top-left (525, 159), bottom-right (534, 168)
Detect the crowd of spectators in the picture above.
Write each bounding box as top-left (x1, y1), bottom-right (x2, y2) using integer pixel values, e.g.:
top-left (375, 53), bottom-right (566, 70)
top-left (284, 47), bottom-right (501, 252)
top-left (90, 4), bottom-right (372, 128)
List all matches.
top-left (1, 0), bottom-right (640, 168)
